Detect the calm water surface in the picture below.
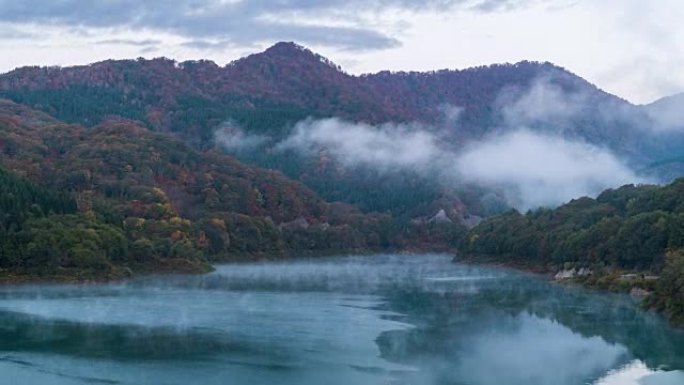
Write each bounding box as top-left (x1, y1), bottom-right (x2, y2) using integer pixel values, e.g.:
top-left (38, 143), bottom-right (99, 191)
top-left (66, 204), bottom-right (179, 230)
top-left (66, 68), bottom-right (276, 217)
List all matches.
top-left (0, 254), bottom-right (683, 385)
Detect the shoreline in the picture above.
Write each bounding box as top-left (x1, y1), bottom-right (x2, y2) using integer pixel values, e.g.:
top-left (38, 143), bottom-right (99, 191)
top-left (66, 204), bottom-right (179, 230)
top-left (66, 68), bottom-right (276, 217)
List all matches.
top-left (4, 250), bottom-right (675, 329)
top-left (454, 254), bottom-right (655, 295)
top-left (454, 254), bottom-right (684, 328)
top-left (0, 246), bottom-right (448, 286)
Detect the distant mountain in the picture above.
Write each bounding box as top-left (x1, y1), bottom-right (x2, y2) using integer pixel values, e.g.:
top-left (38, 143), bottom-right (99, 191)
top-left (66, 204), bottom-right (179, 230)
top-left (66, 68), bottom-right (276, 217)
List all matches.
top-left (646, 93), bottom-right (684, 131)
top-left (1, 42), bottom-right (682, 217)
top-left (0, 42), bottom-right (391, 145)
top-left (0, 42), bottom-right (643, 146)
top-left (637, 93), bottom-right (684, 179)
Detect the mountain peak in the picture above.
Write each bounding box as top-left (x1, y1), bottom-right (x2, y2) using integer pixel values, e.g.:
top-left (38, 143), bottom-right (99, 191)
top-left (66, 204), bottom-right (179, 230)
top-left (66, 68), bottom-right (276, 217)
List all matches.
top-left (240, 41), bottom-right (343, 72)
top-left (263, 41), bottom-right (310, 56)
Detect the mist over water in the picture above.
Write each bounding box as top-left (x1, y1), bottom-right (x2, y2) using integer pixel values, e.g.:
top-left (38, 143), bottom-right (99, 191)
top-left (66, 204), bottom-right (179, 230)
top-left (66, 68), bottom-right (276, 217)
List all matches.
top-left (0, 254), bottom-right (683, 385)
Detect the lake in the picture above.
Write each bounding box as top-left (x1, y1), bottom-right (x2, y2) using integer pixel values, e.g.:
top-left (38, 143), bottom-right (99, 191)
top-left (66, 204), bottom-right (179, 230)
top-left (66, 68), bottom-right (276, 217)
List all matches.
top-left (0, 254), bottom-right (683, 385)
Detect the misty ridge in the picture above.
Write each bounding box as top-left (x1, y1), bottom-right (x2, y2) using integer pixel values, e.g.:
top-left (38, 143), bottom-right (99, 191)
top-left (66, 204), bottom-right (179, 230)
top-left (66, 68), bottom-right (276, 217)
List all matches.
top-left (215, 75), bottom-right (680, 211)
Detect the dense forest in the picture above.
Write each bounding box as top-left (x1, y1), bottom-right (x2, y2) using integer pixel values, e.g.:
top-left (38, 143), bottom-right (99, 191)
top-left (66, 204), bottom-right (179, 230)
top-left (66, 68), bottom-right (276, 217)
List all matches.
top-left (460, 179), bottom-right (684, 326)
top-left (3, 42), bottom-right (672, 220)
top-left (1, 42), bottom-right (683, 327)
top-left (0, 44), bottom-right (574, 139)
top-left (0, 167), bottom-right (135, 279)
top-left (0, 99), bottom-right (465, 280)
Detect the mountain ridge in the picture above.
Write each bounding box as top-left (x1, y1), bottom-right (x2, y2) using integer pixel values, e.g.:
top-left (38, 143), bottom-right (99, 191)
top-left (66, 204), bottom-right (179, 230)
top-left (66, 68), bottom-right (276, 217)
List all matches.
top-left (0, 42), bottom-right (679, 218)
top-left (0, 42), bottom-right (630, 130)
top-left (1, 98), bottom-right (446, 280)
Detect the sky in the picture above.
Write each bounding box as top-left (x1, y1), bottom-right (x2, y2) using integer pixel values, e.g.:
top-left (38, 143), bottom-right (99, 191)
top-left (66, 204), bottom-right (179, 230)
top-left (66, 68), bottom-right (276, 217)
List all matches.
top-left (0, 0), bottom-right (681, 104)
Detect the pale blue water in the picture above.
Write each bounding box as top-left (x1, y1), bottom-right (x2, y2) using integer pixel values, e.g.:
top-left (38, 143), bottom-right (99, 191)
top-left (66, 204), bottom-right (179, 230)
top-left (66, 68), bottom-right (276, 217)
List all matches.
top-left (0, 254), bottom-right (682, 384)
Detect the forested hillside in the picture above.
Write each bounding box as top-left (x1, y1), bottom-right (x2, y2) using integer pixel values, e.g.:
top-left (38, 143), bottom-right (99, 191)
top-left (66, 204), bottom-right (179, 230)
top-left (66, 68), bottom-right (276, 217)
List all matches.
top-left (460, 179), bottom-right (684, 325)
top-left (0, 43), bottom-right (551, 140)
top-left (1, 42), bottom-right (683, 314)
top-left (0, 166), bottom-right (132, 279)
top-left (0, 99), bottom-right (464, 280)
top-left (3, 42), bottom-right (676, 219)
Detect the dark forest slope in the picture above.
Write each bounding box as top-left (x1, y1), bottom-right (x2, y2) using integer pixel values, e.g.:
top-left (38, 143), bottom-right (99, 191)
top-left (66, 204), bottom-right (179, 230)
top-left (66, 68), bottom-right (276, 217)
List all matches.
top-left (1, 99), bottom-right (447, 280)
top-left (460, 179), bottom-right (684, 326)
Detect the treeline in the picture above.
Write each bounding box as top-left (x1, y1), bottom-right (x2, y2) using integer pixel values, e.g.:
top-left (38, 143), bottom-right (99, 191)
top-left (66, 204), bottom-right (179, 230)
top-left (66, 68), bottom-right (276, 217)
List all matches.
top-left (0, 100), bottom-right (465, 280)
top-left (0, 167), bottom-right (76, 232)
top-left (0, 166), bottom-right (205, 279)
top-left (460, 179), bottom-right (684, 326)
top-left (0, 49), bottom-right (585, 221)
top-left (0, 168), bottom-right (125, 276)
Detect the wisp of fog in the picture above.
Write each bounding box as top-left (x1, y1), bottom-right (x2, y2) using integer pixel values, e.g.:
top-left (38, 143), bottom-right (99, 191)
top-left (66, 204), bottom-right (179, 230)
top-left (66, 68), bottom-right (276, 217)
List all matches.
top-left (216, 76), bottom-right (655, 211)
top-left (455, 130), bottom-right (641, 211)
top-left (277, 118), bottom-right (443, 171)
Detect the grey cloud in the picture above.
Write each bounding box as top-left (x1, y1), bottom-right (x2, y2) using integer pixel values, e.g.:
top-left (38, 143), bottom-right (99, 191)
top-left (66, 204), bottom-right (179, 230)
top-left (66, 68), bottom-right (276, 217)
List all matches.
top-left (0, 0), bottom-right (541, 51)
top-left (272, 117), bottom-right (644, 211)
top-left (472, 0), bottom-right (530, 12)
top-left (138, 46), bottom-right (159, 54)
top-left (181, 40), bottom-right (234, 51)
top-left (0, 25), bottom-right (35, 39)
top-left (96, 39), bottom-right (161, 47)
top-left (599, 56), bottom-right (684, 106)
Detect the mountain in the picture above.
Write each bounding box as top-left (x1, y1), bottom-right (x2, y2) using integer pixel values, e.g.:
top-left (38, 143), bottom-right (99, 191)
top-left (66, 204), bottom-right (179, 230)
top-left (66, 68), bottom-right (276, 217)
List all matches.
top-left (0, 42), bottom-right (644, 145)
top-left (1, 99), bottom-right (444, 280)
top-left (0, 42), bottom-right (393, 145)
top-left (637, 93), bottom-right (684, 179)
top-left (646, 92), bottom-right (684, 130)
top-left (2, 42), bottom-right (684, 323)
top-left (0, 42), bottom-right (681, 218)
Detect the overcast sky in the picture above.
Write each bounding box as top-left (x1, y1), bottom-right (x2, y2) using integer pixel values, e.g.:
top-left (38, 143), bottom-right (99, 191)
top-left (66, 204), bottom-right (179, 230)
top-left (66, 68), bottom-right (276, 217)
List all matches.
top-left (0, 0), bottom-right (681, 104)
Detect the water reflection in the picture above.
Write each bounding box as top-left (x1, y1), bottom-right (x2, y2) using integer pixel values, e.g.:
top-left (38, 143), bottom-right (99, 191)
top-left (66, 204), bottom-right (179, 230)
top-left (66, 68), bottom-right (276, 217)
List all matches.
top-left (596, 361), bottom-right (684, 385)
top-left (0, 254), bottom-right (681, 385)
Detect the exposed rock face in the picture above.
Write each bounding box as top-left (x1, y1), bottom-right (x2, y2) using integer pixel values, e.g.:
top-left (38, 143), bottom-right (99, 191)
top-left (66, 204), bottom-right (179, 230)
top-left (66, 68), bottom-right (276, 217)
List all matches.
top-left (619, 274), bottom-right (639, 282)
top-left (555, 269), bottom-right (575, 280)
top-left (462, 214), bottom-right (482, 229)
top-left (280, 217), bottom-right (310, 230)
top-left (554, 268), bottom-right (593, 280)
top-left (630, 287), bottom-right (651, 297)
top-left (429, 209), bottom-right (453, 224)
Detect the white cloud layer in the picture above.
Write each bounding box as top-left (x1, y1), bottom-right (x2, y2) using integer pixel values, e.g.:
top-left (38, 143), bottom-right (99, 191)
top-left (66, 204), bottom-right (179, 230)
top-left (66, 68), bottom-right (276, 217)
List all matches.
top-left (264, 72), bottom-right (651, 211)
top-left (277, 118), bottom-right (445, 170)
top-left (269, 117), bottom-right (645, 211)
top-left (455, 130), bottom-right (644, 211)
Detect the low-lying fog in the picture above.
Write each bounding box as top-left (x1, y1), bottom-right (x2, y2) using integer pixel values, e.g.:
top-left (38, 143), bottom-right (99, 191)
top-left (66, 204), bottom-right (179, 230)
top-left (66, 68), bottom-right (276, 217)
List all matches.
top-left (216, 77), bottom-right (681, 211)
top-left (0, 254), bottom-right (683, 385)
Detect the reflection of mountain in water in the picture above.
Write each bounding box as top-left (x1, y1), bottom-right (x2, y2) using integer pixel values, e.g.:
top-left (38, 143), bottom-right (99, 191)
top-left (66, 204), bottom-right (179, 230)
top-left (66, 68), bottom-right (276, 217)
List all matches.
top-left (375, 268), bottom-right (684, 384)
top-left (0, 254), bottom-right (682, 385)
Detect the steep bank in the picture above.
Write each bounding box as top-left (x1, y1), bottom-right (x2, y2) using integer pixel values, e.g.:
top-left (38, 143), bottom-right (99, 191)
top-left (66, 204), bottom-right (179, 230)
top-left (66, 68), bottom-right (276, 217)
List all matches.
top-left (459, 180), bottom-right (684, 327)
